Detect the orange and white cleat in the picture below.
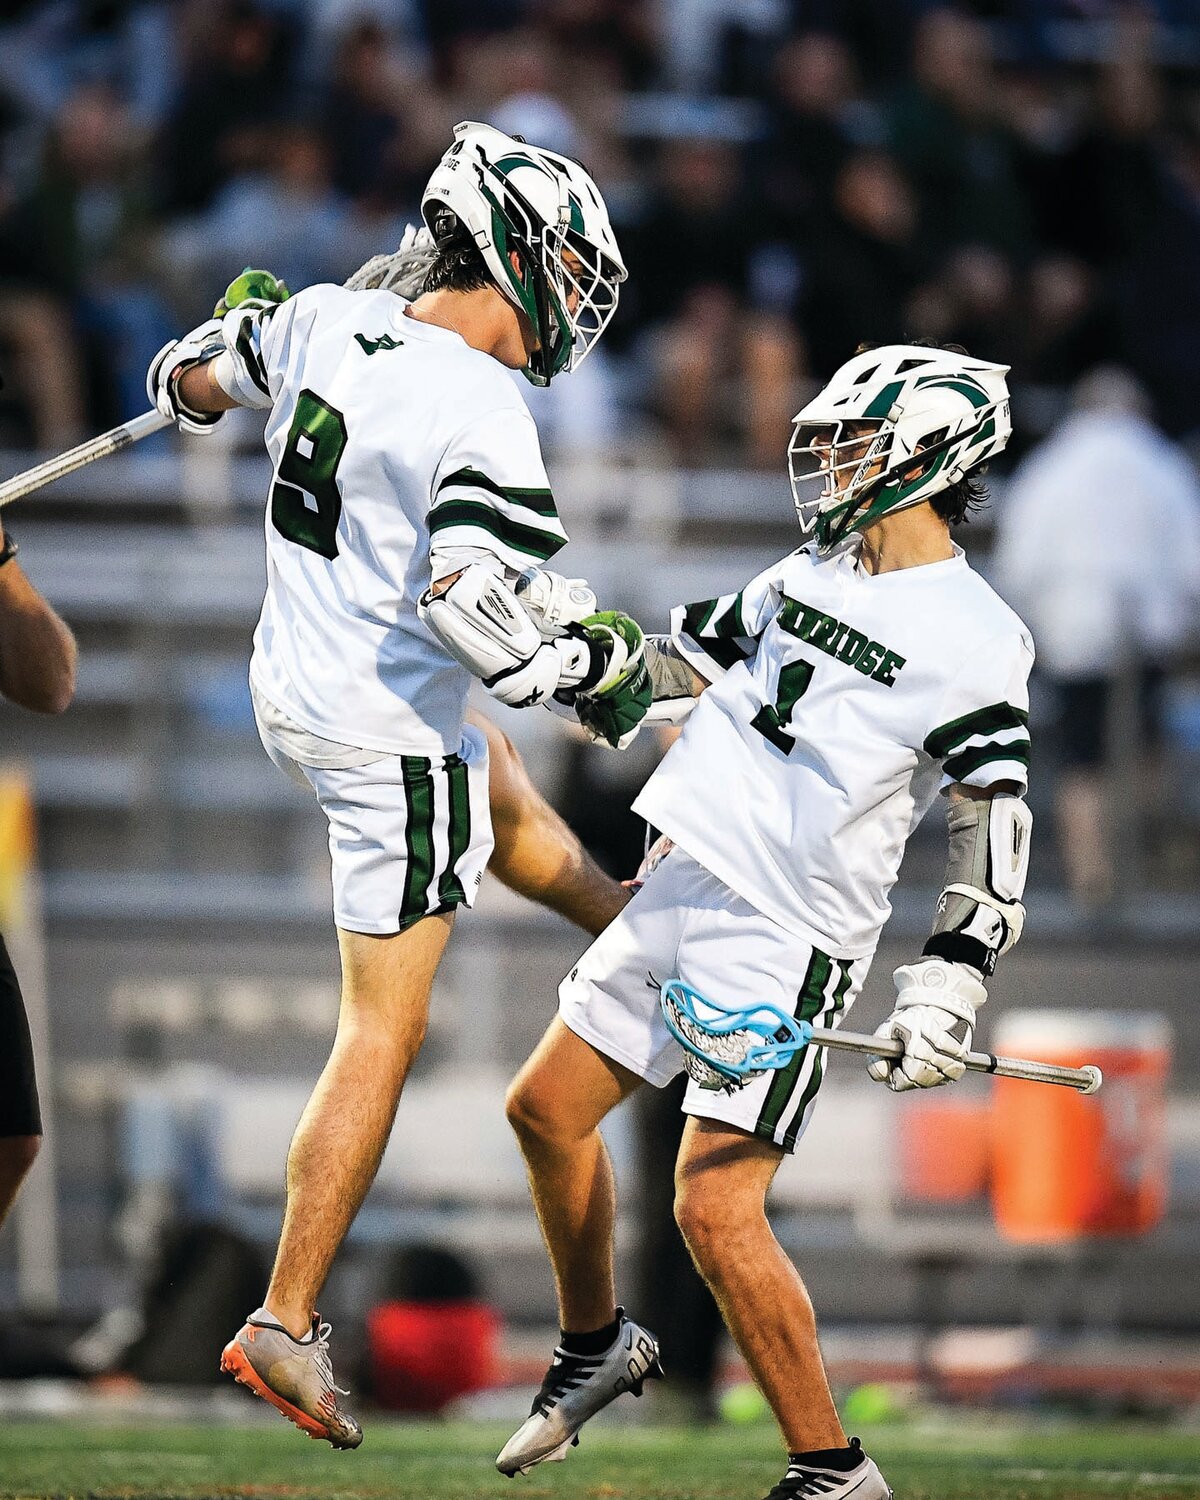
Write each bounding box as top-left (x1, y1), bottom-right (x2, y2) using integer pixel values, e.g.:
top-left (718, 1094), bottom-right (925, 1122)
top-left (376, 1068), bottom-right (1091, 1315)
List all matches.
top-left (220, 1309), bottom-right (363, 1449)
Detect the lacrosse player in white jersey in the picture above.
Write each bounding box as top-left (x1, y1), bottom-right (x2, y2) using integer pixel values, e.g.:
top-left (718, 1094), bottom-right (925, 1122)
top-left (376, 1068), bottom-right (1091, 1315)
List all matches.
top-left (500, 343), bottom-right (1033, 1500)
top-left (144, 121), bottom-right (652, 1448)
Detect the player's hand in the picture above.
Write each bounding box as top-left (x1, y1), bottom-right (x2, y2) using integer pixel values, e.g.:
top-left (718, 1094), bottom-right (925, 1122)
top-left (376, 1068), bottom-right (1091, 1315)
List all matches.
top-left (214, 267), bottom-right (291, 316)
top-left (867, 959), bottom-right (987, 1091)
top-left (514, 566), bottom-right (597, 641)
top-left (146, 318), bottom-right (226, 435)
top-left (575, 611), bottom-right (652, 749)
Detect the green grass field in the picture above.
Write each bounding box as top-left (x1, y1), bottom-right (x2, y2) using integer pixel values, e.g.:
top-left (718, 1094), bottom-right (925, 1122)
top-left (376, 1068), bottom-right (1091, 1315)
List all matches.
top-left (0, 1417), bottom-right (1196, 1500)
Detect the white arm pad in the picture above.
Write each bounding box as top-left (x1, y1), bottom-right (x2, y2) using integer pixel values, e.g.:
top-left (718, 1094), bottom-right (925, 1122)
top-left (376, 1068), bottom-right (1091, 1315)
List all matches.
top-left (926, 793), bottom-right (1031, 975)
top-left (418, 561), bottom-right (600, 709)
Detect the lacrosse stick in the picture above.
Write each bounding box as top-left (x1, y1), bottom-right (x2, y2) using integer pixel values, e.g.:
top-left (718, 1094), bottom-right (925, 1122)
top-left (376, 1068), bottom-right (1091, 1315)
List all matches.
top-left (0, 410), bottom-right (171, 511)
top-left (0, 229), bottom-right (441, 511)
top-left (660, 980), bottom-right (1103, 1095)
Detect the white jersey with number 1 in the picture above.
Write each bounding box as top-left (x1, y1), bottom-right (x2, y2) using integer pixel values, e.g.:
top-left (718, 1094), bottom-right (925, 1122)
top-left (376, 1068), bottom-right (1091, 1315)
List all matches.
top-left (214, 282), bottom-right (569, 758)
top-left (634, 543), bottom-right (1034, 959)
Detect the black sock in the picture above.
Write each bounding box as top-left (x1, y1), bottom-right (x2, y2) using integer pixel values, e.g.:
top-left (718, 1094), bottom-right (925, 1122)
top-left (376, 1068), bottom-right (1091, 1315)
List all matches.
top-left (559, 1315), bottom-right (620, 1356)
top-left (788, 1439), bottom-right (864, 1474)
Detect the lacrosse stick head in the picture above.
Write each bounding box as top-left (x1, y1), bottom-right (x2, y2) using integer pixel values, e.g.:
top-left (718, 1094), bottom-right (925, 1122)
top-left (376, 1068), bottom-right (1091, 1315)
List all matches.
top-left (660, 980), bottom-right (811, 1093)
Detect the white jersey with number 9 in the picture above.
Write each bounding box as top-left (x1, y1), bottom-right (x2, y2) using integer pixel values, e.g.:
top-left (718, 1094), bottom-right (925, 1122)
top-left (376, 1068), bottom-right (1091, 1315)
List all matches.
top-left (214, 282), bottom-right (569, 758)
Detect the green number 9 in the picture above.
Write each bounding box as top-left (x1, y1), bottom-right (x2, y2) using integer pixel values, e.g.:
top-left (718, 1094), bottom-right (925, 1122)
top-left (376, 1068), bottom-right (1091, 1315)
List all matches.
top-left (270, 390), bottom-right (348, 560)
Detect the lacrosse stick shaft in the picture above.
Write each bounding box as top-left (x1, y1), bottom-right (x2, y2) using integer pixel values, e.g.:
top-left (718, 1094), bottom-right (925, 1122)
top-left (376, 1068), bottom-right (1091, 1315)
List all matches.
top-left (0, 410), bottom-right (170, 510)
top-left (807, 1025), bottom-right (1102, 1093)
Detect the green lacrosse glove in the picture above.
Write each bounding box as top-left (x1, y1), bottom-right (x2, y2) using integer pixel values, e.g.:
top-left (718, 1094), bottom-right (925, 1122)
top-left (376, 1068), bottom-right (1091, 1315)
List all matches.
top-left (214, 267), bottom-right (291, 317)
top-left (575, 611), bottom-right (652, 749)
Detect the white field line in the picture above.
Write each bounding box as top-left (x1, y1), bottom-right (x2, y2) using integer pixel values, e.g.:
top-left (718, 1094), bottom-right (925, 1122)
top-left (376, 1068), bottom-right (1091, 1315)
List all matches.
top-left (1009, 1468), bottom-right (1200, 1486)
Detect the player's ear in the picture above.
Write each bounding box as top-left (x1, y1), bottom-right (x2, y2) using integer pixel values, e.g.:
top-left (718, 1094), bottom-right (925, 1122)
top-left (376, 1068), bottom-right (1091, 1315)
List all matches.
top-left (508, 247), bottom-right (527, 282)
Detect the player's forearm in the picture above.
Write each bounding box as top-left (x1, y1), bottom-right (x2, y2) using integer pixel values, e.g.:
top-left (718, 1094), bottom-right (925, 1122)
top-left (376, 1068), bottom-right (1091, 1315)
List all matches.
top-left (0, 565), bottom-right (76, 714)
top-left (645, 636), bottom-right (706, 700)
top-left (176, 360), bottom-right (239, 416)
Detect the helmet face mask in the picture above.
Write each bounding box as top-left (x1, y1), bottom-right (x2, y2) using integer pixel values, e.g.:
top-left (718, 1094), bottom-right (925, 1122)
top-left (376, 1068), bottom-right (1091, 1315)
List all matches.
top-left (787, 345), bottom-right (1013, 552)
top-left (423, 122), bottom-right (626, 386)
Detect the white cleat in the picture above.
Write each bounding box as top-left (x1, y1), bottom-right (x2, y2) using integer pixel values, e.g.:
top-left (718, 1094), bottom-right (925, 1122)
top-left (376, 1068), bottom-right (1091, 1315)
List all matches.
top-left (763, 1439), bottom-right (893, 1499)
top-left (495, 1308), bottom-right (663, 1477)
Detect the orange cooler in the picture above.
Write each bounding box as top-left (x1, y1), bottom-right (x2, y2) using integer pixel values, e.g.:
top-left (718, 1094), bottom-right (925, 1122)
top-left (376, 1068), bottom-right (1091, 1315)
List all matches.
top-left (990, 1011), bottom-right (1170, 1243)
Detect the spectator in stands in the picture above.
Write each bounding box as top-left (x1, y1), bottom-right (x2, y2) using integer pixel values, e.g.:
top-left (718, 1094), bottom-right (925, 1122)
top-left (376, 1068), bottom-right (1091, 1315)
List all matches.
top-left (163, 123), bottom-right (362, 309)
top-left (910, 244), bottom-right (1018, 368)
top-left (887, 8), bottom-right (1033, 263)
top-left (323, 19), bottom-right (415, 206)
top-left (623, 135), bottom-right (799, 465)
top-left (4, 82), bottom-right (169, 427)
top-left (799, 150), bottom-right (929, 378)
top-left (0, 163), bottom-right (87, 446)
top-left (158, 0), bottom-right (296, 216)
top-left (1053, 48), bottom-right (1165, 271)
top-left (994, 369), bottom-right (1200, 907)
top-left (756, 31), bottom-right (870, 243)
top-left (0, 515), bottom-right (77, 1224)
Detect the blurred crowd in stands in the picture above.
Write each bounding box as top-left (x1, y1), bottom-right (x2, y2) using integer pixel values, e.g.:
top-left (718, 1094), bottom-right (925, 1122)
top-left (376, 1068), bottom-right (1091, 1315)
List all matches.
top-left (2, 0), bottom-right (1200, 467)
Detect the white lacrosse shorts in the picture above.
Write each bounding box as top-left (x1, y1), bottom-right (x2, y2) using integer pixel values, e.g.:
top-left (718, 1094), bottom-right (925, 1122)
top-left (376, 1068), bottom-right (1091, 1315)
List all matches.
top-left (263, 723), bottom-right (493, 936)
top-left (558, 846), bottom-right (870, 1151)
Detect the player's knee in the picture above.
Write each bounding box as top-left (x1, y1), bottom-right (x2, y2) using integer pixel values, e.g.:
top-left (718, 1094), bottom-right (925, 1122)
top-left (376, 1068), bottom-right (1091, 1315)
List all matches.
top-left (673, 1174), bottom-right (732, 1261)
top-left (505, 1072), bottom-right (572, 1148)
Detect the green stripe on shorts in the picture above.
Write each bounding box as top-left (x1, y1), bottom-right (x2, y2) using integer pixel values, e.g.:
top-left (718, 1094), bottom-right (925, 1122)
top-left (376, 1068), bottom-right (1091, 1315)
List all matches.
top-left (436, 753), bottom-right (472, 908)
top-left (755, 948), bottom-right (831, 1141)
top-left (781, 958), bottom-right (854, 1152)
top-left (399, 756), bottom-right (435, 926)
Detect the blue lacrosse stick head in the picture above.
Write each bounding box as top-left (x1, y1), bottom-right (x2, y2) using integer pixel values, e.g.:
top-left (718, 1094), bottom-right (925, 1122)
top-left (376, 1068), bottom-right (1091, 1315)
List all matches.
top-left (660, 979), bottom-right (812, 1085)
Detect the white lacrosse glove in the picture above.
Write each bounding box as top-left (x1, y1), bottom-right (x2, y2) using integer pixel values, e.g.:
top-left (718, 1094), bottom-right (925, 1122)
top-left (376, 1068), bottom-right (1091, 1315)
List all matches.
top-left (146, 318), bottom-right (226, 435)
top-left (513, 566), bottom-right (598, 641)
top-left (866, 959), bottom-right (987, 1092)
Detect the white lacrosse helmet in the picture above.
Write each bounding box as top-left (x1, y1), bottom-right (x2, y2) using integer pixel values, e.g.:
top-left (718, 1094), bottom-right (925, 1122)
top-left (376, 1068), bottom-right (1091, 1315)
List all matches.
top-left (789, 344), bottom-right (1012, 552)
top-left (421, 120), bottom-right (627, 386)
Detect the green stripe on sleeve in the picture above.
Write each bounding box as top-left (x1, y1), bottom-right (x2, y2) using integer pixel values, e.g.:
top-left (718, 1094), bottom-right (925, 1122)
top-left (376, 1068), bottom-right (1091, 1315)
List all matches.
top-left (436, 753), bottom-right (471, 908)
top-left (682, 598), bottom-right (720, 637)
top-left (684, 634), bottom-right (752, 672)
top-left (924, 701), bottom-right (1029, 759)
top-left (756, 949), bottom-right (831, 1140)
top-left (942, 738), bottom-right (1031, 783)
top-left (399, 756), bottom-right (436, 925)
top-left (435, 466), bottom-right (558, 518)
top-left (427, 499), bottom-right (565, 561)
top-left (236, 321), bottom-right (270, 396)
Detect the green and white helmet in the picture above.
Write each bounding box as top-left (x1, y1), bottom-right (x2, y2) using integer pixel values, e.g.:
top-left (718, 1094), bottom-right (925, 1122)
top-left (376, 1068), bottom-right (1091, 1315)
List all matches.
top-left (788, 344), bottom-right (1012, 552)
top-left (421, 120), bottom-right (627, 386)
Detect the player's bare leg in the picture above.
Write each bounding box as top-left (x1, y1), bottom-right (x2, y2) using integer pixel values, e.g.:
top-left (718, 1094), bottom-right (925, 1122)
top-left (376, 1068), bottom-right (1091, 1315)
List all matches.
top-left (266, 915), bottom-right (451, 1325)
top-left (499, 1019), bottom-right (662, 1475)
top-left (472, 712), bottom-right (630, 937)
top-left (506, 1018), bottom-right (638, 1329)
top-left (0, 1136), bottom-right (40, 1226)
top-left (223, 913), bottom-right (452, 1446)
top-left (673, 1117), bottom-right (845, 1453)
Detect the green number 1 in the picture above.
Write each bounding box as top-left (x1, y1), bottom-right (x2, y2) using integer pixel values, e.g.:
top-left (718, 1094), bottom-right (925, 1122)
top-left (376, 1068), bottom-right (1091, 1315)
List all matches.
top-left (270, 390), bottom-right (348, 560)
top-left (751, 659), bottom-right (815, 753)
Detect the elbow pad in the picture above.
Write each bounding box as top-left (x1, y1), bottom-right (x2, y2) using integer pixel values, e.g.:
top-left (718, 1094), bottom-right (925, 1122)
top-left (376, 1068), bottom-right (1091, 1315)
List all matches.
top-left (419, 561), bottom-right (603, 708)
top-left (924, 793), bottom-right (1032, 977)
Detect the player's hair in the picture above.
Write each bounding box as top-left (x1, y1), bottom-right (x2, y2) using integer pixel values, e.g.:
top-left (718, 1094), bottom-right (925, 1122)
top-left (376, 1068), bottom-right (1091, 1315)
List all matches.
top-left (853, 339), bottom-right (991, 527)
top-left (422, 229), bottom-right (494, 295)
